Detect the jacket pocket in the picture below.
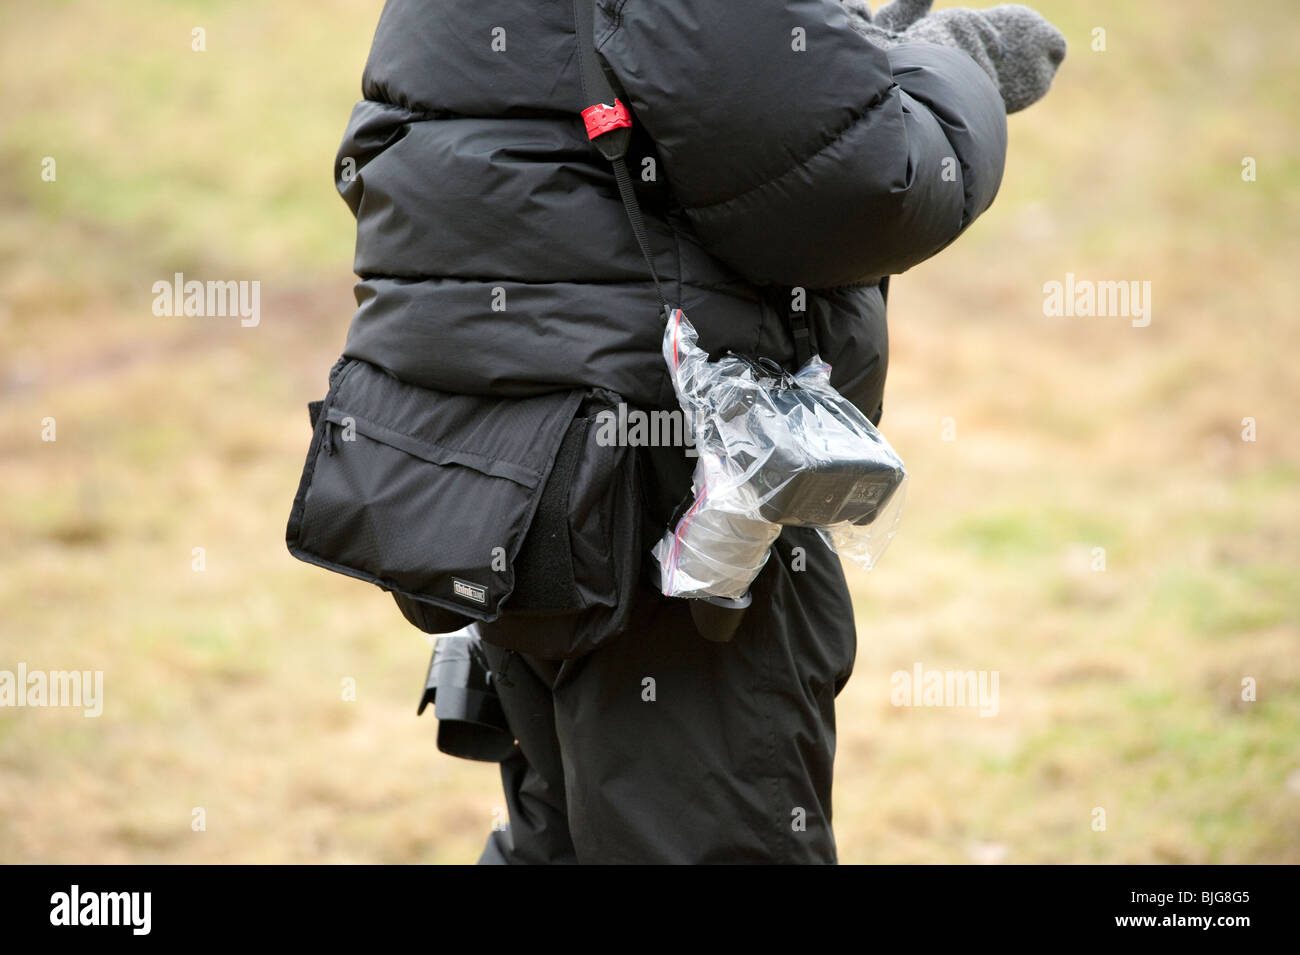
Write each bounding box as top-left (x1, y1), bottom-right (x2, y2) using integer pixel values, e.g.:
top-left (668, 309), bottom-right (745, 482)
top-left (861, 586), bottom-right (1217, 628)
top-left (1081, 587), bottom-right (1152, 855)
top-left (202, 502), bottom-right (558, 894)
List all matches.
top-left (286, 359), bottom-right (645, 658)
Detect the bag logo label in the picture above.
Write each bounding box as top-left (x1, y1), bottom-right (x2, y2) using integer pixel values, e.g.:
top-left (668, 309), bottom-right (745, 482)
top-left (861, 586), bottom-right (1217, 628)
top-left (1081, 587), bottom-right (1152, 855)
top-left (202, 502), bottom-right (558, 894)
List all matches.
top-left (452, 578), bottom-right (487, 604)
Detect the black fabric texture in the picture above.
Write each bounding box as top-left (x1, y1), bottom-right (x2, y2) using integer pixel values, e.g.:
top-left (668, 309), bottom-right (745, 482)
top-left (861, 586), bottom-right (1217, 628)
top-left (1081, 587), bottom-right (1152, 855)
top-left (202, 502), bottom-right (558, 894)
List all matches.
top-left (286, 359), bottom-right (584, 625)
top-left (509, 419), bottom-right (586, 612)
top-left (288, 363), bottom-right (647, 657)
top-left (477, 526), bottom-right (857, 864)
top-left (327, 0), bottom-right (1012, 421)
top-left (479, 390), bottom-right (649, 659)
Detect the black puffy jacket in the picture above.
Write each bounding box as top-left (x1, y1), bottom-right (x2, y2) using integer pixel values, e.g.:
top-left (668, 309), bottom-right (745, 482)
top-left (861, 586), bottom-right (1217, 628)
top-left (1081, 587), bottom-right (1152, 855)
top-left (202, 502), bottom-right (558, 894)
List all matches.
top-left (335, 0), bottom-right (1007, 424)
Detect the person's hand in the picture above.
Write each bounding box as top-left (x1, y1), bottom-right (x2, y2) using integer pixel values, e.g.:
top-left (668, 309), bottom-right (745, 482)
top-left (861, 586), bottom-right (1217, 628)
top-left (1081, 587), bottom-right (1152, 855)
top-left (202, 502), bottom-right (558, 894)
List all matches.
top-left (871, 0), bottom-right (934, 31)
top-left (843, 3), bottom-right (1067, 114)
top-left (917, 6), bottom-right (1066, 113)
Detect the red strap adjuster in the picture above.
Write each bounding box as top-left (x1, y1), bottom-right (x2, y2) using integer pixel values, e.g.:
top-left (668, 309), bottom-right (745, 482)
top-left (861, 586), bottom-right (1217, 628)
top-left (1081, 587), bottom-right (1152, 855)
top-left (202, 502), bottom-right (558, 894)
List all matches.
top-left (581, 99), bottom-right (631, 139)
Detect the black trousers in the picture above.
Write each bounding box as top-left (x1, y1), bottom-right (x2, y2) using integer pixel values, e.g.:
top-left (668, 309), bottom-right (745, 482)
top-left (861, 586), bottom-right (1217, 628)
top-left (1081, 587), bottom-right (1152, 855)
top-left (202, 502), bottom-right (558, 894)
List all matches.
top-left (476, 526), bottom-right (857, 864)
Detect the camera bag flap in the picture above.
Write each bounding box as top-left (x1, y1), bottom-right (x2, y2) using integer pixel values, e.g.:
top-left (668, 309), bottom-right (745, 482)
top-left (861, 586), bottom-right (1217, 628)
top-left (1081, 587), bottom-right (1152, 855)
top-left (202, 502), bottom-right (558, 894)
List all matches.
top-left (286, 357), bottom-right (584, 624)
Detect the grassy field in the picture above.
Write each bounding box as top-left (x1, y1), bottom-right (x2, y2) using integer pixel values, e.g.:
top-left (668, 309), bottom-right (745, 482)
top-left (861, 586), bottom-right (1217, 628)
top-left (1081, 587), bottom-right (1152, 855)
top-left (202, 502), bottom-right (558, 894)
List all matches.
top-left (1, 0), bottom-right (1297, 864)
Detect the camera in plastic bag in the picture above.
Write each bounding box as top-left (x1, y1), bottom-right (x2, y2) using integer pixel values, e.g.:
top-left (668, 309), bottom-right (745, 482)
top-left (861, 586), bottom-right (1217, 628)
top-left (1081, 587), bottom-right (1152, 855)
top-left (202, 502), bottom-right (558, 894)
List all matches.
top-left (652, 307), bottom-right (908, 600)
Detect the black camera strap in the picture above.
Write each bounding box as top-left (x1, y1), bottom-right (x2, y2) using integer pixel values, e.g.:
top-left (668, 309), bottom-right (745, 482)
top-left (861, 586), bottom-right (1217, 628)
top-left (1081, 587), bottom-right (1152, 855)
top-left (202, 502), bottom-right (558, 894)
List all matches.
top-left (572, 0), bottom-right (668, 316)
top-left (572, 1), bottom-right (820, 370)
top-left (573, 1), bottom-right (754, 640)
top-left (786, 297), bottom-right (816, 366)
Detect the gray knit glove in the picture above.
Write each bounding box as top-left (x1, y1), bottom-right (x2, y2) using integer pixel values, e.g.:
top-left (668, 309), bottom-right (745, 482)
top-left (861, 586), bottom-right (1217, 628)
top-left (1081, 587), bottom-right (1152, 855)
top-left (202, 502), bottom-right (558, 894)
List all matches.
top-left (842, 2), bottom-right (1067, 114)
top-left (868, 0), bottom-right (933, 31)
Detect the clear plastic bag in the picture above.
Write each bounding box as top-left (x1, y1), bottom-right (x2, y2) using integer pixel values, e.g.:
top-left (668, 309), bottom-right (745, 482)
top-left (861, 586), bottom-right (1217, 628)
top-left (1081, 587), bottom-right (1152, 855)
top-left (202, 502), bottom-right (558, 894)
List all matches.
top-left (652, 308), bottom-right (908, 599)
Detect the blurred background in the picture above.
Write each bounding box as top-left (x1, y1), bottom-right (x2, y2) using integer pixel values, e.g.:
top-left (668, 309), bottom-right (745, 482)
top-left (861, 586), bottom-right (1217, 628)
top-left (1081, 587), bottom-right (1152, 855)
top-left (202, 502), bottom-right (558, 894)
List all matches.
top-left (1, 0), bottom-right (1297, 863)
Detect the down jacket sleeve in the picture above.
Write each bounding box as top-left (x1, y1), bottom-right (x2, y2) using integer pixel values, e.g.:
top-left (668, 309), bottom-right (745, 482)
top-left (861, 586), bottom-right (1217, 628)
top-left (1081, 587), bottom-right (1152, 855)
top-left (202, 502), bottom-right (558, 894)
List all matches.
top-left (594, 0), bottom-right (1008, 288)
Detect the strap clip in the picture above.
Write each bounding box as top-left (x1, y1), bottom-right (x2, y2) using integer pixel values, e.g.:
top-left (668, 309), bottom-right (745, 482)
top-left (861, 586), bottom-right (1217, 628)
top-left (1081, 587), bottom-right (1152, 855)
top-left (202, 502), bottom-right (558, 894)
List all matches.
top-left (788, 307), bottom-right (814, 367)
top-left (582, 99), bottom-right (631, 139)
